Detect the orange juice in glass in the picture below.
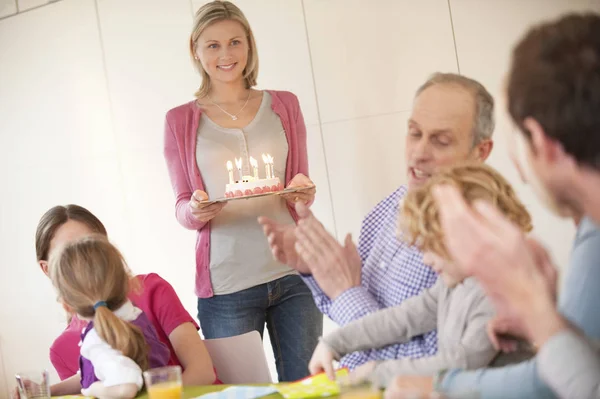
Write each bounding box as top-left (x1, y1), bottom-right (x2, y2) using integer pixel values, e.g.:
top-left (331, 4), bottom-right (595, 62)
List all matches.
top-left (143, 366), bottom-right (183, 399)
top-left (147, 381), bottom-right (183, 399)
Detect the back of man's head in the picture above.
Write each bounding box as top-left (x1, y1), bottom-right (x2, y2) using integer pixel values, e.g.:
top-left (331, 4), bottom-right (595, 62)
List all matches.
top-left (508, 13), bottom-right (600, 169)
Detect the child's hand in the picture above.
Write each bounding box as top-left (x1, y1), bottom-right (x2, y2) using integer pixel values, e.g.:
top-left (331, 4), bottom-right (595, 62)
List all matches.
top-left (81, 381), bottom-right (105, 398)
top-left (487, 315), bottom-right (527, 352)
top-left (308, 341), bottom-right (336, 380)
top-left (82, 381), bottom-right (138, 399)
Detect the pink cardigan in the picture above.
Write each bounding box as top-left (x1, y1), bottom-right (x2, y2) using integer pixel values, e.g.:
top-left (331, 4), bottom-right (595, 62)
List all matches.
top-left (164, 90), bottom-right (309, 298)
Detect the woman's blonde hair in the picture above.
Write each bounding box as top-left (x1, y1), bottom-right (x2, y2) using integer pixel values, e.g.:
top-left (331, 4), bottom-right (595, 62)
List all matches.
top-left (401, 162), bottom-right (533, 259)
top-left (50, 235), bottom-right (150, 370)
top-left (190, 1), bottom-right (259, 99)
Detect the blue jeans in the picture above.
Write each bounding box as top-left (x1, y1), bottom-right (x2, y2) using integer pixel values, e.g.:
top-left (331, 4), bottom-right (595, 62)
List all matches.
top-left (197, 274), bottom-right (323, 382)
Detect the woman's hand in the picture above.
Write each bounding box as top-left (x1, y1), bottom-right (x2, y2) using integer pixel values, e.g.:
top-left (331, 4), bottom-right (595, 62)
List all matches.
top-left (281, 173), bottom-right (316, 205)
top-left (169, 322), bottom-right (216, 385)
top-left (189, 190), bottom-right (227, 222)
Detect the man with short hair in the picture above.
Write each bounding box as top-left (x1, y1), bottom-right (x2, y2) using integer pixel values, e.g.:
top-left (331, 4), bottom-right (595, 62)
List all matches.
top-left (260, 72), bottom-right (494, 368)
top-left (386, 12), bottom-right (600, 399)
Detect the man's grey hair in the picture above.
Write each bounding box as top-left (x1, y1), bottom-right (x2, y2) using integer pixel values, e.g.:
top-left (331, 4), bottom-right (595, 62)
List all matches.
top-left (415, 72), bottom-right (495, 144)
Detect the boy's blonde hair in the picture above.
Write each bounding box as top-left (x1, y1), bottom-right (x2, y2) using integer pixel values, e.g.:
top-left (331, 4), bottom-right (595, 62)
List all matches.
top-left (50, 235), bottom-right (149, 370)
top-left (190, 1), bottom-right (259, 99)
top-left (401, 162), bottom-right (532, 259)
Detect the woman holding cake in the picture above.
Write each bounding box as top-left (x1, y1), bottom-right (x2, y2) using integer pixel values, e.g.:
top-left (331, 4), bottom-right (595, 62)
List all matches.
top-left (163, 0), bottom-right (321, 382)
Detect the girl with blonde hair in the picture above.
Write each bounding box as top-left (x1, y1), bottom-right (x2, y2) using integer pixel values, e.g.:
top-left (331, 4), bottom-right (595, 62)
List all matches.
top-left (164, 0), bottom-right (321, 381)
top-left (50, 235), bottom-right (170, 398)
top-left (308, 163), bottom-right (534, 389)
top-left (28, 204), bottom-right (216, 398)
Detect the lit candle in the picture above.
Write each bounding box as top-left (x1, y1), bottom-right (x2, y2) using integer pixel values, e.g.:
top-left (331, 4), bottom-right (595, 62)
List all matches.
top-left (262, 154), bottom-right (271, 179)
top-left (250, 157), bottom-right (259, 179)
top-left (235, 158), bottom-right (243, 181)
top-left (267, 154), bottom-right (274, 179)
top-left (226, 160), bottom-right (234, 184)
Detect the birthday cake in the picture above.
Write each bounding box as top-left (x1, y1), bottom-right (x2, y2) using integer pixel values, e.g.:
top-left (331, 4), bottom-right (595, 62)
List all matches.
top-left (225, 176), bottom-right (283, 198)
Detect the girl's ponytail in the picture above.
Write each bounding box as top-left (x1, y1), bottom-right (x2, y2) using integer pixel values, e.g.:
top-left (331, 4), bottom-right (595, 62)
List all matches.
top-left (94, 304), bottom-right (149, 370)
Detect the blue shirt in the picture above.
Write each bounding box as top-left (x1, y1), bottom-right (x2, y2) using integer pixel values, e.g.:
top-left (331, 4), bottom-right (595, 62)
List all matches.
top-left (440, 217), bottom-right (600, 398)
top-left (302, 186), bottom-right (439, 368)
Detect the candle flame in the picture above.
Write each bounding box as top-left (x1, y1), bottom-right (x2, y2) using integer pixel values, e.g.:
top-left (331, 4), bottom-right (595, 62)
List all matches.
top-left (250, 157), bottom-right (258, 168)
top-left (226, 160), bottom-right (233, 171)
top-left (235, 158), bottom-right (242, 169)
top-left (261, 153), bottom-right (268, 163)
top-left (267, 154), bottom-right (274, 163)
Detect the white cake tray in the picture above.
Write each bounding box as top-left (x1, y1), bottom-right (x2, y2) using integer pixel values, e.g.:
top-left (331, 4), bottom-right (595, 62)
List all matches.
top-left (199, 185), bottom-right (315, 204)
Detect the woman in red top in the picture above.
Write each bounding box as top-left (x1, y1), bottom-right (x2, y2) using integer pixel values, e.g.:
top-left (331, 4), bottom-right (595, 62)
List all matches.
top-left (34, 205), bottom-right (217, 396)
top-left (163, 1), bottom-right (322, 381)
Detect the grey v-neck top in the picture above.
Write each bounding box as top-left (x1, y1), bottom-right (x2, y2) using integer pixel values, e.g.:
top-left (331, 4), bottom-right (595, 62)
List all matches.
top-left (195, 92), bottom-right (296, 295)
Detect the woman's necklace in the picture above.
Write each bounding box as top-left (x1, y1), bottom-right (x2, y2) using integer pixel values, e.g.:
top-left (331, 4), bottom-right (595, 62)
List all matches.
top-left (209, 91), bottom-right (251, 121)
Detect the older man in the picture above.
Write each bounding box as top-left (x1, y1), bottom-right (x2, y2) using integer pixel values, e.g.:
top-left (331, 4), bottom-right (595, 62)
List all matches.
top-left (260, 72), bottom-right (494, 368)
top-left (385, 13), bottom-right (600, 399)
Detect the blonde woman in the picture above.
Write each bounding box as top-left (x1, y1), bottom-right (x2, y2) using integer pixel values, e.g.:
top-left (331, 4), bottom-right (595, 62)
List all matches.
top-left (163, 0), bottom-right (321, 381)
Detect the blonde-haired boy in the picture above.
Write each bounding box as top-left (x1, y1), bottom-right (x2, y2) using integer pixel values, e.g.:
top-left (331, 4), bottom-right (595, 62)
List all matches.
top-left (309, 163), bottom-right (533, 388)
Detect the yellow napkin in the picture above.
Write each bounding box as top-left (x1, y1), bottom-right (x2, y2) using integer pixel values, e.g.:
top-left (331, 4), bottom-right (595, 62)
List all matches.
top-left (276, 368), bottom-right (349, 399)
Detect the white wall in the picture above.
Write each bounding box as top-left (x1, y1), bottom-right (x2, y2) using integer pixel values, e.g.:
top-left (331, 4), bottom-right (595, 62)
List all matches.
top-left (1, 0), bottom-right (599, 395)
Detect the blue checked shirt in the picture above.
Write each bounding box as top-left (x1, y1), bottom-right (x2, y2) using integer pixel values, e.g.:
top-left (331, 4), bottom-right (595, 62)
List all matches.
top-left (302, 186), bottom-right (439, 369)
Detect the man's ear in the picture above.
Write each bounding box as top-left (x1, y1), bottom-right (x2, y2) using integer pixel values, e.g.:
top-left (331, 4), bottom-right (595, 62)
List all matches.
top-left (474, 139), bottom-right (494, 161)
top-left (524, 117), bottom-right (556, 163)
